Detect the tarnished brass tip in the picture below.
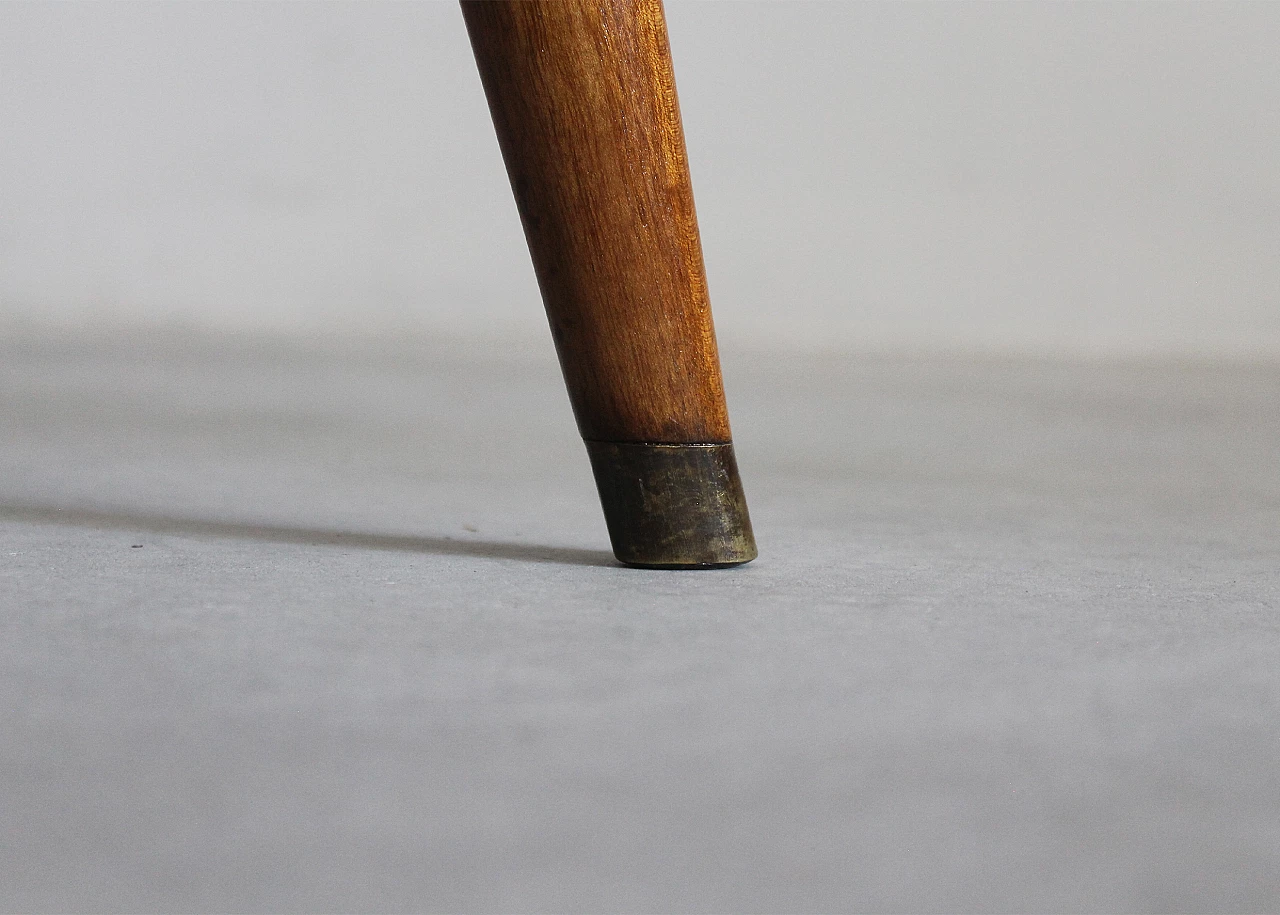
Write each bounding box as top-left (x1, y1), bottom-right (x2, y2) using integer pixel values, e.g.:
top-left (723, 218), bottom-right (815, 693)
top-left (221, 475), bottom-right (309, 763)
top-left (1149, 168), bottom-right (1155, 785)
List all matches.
top-left (585, 441), bottom-right (757, 569)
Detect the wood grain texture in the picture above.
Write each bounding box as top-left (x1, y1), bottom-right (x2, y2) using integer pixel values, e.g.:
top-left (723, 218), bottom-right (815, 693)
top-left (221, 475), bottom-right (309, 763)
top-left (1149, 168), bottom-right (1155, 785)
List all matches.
top-left (462, 0), bottom-right (731, 444)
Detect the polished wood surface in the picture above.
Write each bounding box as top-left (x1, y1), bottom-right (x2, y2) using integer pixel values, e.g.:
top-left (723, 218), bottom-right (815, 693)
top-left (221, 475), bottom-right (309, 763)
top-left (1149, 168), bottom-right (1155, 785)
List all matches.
top-left (462, 0), bottom-right (731, 444)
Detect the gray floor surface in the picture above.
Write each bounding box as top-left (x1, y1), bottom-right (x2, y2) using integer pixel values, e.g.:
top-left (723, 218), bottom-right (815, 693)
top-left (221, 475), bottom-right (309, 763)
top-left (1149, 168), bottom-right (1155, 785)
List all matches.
top-left (2, 333), bottom-right (1278, 912)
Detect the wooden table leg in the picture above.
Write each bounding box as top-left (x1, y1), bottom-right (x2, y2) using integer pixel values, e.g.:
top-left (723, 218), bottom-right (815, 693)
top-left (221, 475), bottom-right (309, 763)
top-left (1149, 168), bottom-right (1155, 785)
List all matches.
top-left (462, 0), bottom-right (756, 568)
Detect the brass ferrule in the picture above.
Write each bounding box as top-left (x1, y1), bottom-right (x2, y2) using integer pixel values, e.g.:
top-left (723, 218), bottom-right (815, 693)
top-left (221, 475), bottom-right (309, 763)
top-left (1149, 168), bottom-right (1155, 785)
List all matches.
top-left (585, 441), bottom-right (757, 569)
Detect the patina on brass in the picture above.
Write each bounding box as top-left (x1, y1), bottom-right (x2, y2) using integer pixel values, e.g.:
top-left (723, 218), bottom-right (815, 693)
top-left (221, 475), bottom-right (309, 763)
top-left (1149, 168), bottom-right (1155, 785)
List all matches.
top-left (585, 442), bottom-right (757, 569)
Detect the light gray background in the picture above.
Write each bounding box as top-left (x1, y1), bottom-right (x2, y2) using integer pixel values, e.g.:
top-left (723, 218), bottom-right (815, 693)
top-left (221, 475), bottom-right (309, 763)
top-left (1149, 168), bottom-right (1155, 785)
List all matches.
top-left (3, 3), bottom-right (1280, 912)
top-left (4, 335), bottom-right (1279, 912)
top-left (3, 1), bottom-right (1279, 355)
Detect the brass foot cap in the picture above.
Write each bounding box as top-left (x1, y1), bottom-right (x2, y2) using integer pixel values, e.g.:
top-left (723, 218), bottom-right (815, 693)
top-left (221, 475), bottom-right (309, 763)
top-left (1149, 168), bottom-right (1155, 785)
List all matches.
top-left (585, 441), bottom-right (757, 569)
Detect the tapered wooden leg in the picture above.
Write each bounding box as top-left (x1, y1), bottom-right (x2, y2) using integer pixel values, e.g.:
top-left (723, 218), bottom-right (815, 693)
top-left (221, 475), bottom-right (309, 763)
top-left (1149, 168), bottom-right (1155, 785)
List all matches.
top-left (462, 0), bottom-right (756, 568)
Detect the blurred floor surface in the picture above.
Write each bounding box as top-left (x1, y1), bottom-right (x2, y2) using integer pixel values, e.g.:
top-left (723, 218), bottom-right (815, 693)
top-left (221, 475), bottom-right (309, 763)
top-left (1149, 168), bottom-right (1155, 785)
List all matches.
top-left (1, 333), bottom-right (1278, 912)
